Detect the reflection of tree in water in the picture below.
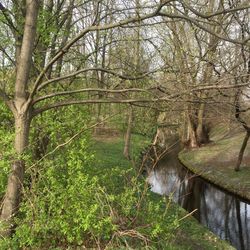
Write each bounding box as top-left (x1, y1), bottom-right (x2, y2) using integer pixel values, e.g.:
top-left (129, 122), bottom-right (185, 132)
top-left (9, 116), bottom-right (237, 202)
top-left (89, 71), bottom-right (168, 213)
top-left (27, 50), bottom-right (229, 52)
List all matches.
top-left (245, 203), bottom-right (250, 248)
top-left (147, 152), bottom-right (250, 250)
top-left (182, 176), bottom-right (201, 221)
top-left (224, 195), bottom-right (232, 242)
top-left (236, 200), bottom-right (245, 250)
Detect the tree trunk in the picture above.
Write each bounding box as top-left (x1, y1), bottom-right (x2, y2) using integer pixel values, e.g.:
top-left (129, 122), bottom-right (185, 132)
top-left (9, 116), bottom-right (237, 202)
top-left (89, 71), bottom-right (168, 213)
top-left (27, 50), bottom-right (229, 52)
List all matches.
top-left (55, 0), bottom-right (74, 77)
top-left (180, 111), bottom-right (188, 144)
top-left (187, 112), bottom-right (199, 148)
top-left (196, 102), bottom-right (209, 144)
top-left (235, 131), bottom-right (250, 171)
top-left (1, 0), bottom-right (38, 236)
top-left (1, 113), bottom-right (31, 237)
top-left (123, 107), bottom-right (133, 159)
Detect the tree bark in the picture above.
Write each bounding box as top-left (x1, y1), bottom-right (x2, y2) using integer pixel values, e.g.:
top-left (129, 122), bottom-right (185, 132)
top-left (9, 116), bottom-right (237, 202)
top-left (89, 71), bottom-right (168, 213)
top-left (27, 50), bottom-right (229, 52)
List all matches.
top-left (235, 131), bottom-right (250, 171)
top-left (1, 113), bottom-right (31, 237)
top-left (15, 0), bottom-right (39, 103)
top-left (123, 107), bottom-right (133, 159)
top-left (196, 102), bottom-right (209, 144)
top-left (187, 108), bottom-right (199, 148)
top-left (55, 0), bottom-right (74, 77)
top-left (0, 0), bottom-right (39, 237)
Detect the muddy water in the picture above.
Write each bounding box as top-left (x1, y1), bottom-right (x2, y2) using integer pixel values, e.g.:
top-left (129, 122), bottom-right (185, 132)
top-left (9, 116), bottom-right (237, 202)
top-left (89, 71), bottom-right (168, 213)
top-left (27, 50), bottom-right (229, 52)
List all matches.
top-left (147, 147), bottom-right (250, 250)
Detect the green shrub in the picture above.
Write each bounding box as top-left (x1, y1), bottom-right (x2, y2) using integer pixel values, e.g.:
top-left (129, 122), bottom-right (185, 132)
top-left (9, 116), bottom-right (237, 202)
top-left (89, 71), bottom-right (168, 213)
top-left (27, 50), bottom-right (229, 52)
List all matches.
top-left (0, 106), bottom-right (180, 249)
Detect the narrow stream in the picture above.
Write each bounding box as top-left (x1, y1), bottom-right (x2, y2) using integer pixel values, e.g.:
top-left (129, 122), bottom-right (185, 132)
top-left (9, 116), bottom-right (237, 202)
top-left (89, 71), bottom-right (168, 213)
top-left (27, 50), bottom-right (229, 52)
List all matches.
top-left (147, 146), bottom-right (250, 250)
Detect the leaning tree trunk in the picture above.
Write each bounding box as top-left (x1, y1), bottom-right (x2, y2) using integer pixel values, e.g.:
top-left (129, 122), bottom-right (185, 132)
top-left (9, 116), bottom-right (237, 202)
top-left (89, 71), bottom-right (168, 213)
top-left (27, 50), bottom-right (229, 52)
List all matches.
top-left (235, 131), bottom-right (250, 171)
top-left (1, 112), bottom-right (31, 237)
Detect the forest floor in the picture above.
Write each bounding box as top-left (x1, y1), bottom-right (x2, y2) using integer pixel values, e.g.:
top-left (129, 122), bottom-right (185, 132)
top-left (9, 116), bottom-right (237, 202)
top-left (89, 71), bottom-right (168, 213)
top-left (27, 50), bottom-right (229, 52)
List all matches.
top-left (92, 133), bottom-right (234, 250)
top-left (179, 124), bottom-right (250, 201)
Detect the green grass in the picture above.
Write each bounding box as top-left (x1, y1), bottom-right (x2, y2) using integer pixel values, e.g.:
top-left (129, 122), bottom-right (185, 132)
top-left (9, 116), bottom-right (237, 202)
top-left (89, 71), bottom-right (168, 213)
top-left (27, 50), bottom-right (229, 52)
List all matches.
top-left (91, 134), bottom-right (235, 250)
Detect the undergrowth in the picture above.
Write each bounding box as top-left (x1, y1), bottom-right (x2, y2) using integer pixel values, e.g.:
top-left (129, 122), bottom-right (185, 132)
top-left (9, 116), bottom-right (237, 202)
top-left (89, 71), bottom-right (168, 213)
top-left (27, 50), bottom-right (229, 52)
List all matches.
top-left (0, 103), bottom-right (233, 249)
top-left (0, 106), bottom-right (180, 249)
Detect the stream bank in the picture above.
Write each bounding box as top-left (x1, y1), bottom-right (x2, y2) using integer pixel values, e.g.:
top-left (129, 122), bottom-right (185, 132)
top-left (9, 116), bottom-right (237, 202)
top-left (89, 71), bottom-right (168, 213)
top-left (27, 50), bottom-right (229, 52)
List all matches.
top-left (178, 125), bottom-right (250, 201)
top-left (93, 134), bottom-right (235, 249)
top-left (147, 142), bottom-right (250, 250)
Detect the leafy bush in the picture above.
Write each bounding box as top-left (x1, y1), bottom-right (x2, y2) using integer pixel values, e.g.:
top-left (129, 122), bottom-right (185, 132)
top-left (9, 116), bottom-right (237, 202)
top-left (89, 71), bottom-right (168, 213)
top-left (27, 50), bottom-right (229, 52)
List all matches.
top-left (8, 139), bottom-right (116, 249)
top-left (0, 105), bottom-right (180, 249)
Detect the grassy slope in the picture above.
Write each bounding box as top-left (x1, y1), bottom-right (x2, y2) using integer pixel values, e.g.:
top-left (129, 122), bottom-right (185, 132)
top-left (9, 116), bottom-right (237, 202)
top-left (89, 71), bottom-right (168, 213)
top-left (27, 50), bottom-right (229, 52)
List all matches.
top-left (179, 124), bottom-right (250, 200)
top-left (92, 134), bottom-right (234, 250)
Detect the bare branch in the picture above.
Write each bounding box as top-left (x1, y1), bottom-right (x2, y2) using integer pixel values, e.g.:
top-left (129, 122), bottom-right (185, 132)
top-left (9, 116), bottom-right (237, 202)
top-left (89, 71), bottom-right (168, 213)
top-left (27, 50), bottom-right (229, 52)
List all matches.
top-left (0, 3), bottom-right (18, 34)
top-left (33, 98), bottom-right (167, 116)
top-left (33, 88), bottom-right (154, 104)
top-left (37, 67), bottom-right (158, 91)
top-left (158, 12), bottom-right (250, 46)
top-left (27, 0), bottom-right (174, 102)
top-left (0, 45), bottom-right (16, 66)
top-left (33, 81), bottom-right (250, 116)
top-left (181, 1), bottom-right (250, 19)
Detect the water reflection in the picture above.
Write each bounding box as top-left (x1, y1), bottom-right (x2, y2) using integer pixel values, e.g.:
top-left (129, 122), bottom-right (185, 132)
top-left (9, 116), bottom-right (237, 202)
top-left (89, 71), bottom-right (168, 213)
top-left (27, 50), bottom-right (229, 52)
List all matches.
top-left (147, 149), bottom-right (250, 250)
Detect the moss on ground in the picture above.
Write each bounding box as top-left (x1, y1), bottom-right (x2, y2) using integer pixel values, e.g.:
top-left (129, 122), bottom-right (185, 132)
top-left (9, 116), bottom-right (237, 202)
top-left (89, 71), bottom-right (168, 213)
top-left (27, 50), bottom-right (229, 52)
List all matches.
top-left (179, 125), bottom-right (250, 200)
top-left (92, 134), bottom-right (234, 250)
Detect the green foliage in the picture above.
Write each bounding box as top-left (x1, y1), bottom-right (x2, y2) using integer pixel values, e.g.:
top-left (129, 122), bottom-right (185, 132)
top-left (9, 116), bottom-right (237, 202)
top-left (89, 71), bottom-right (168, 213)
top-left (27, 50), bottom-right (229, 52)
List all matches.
top-left (0, 103), bottom-right (180, 249)
top-left (0, 103), bottom-right (14, 198)
top-left (84, 137), bottom-right (181, 249)
top-left (108, 105), bottom-right (158, 138)
top-left (0, 129), bottom-right (13, 197)
top-left (9, 139), bottom-right (117, 249)
top-left (37, 8), bottom-right (55, 46)
top-left (133, 107), bottom-right (158, 137)
top-left (0, 102), bottom-right (231, 249)
top-left (1, 140), bottom-right (180, 249)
